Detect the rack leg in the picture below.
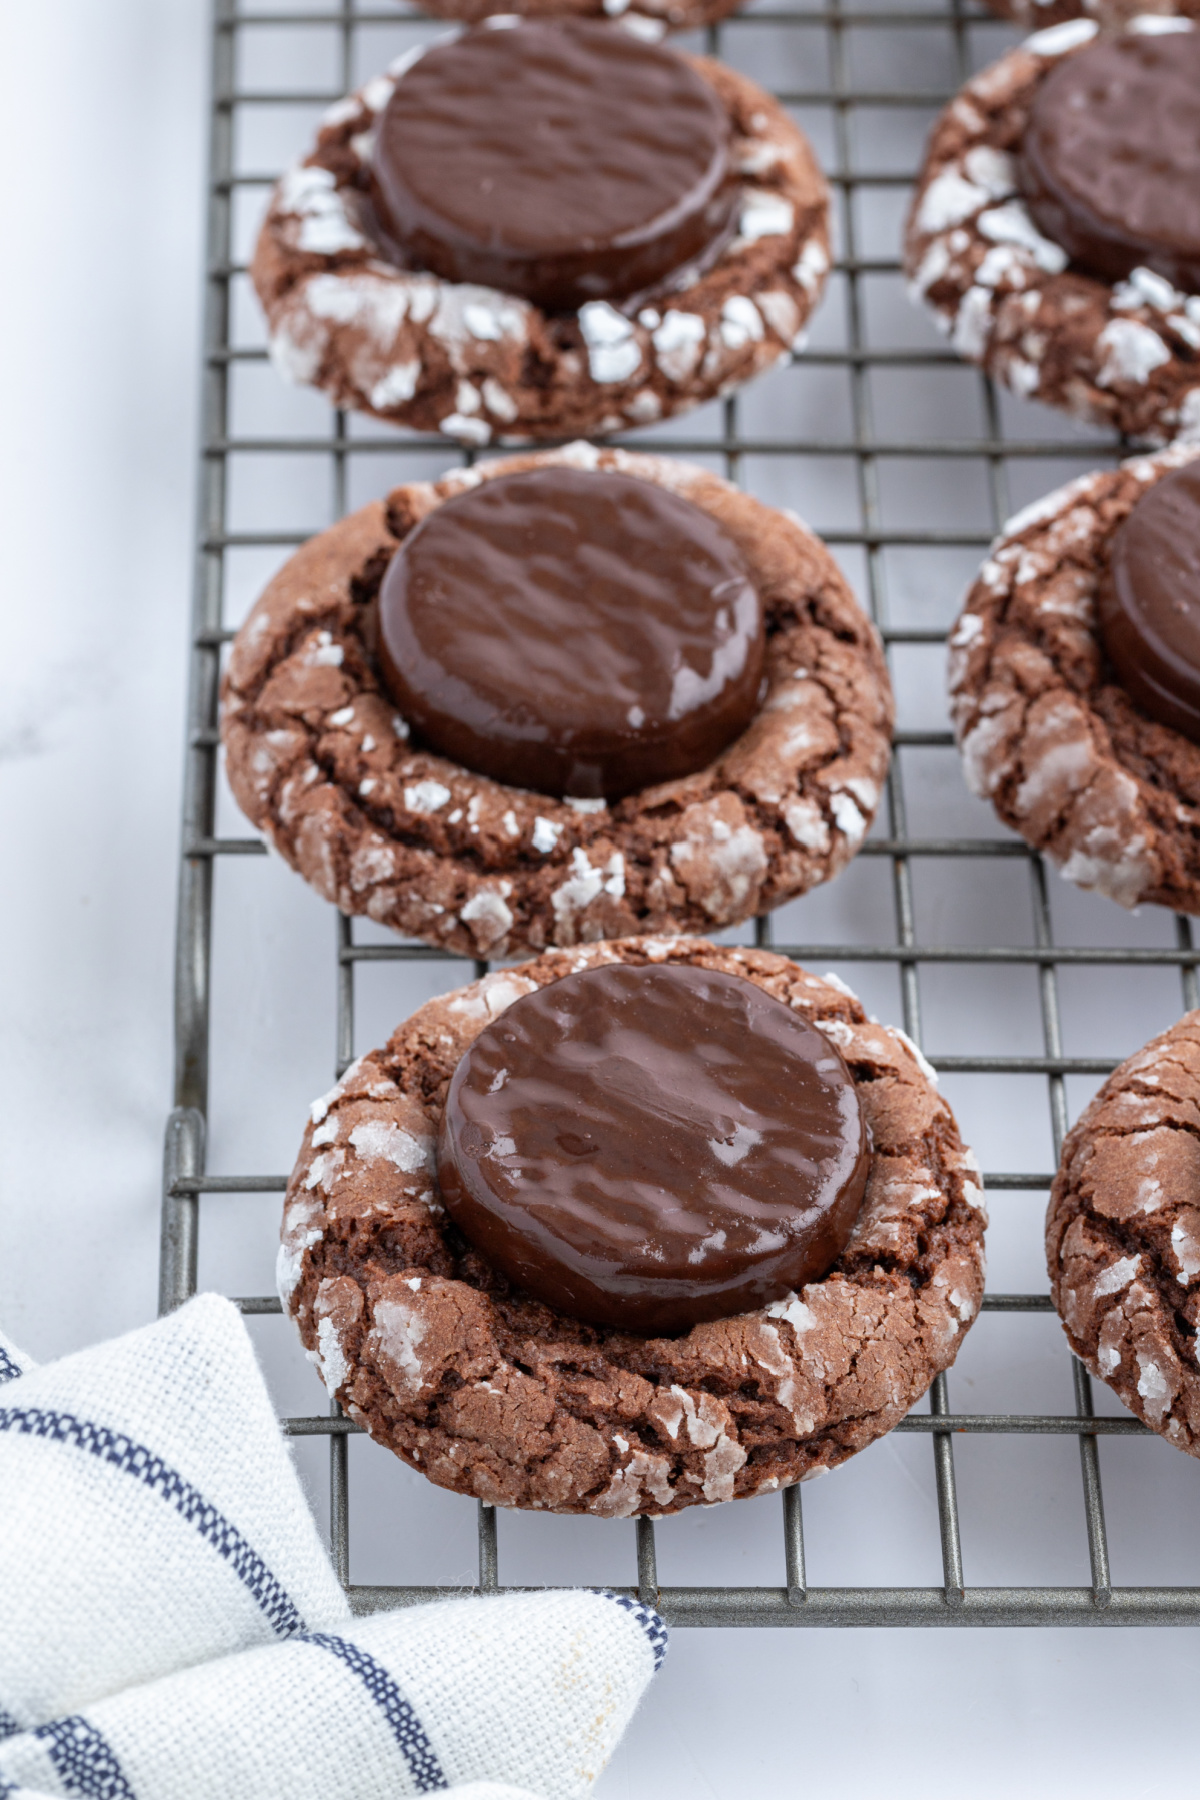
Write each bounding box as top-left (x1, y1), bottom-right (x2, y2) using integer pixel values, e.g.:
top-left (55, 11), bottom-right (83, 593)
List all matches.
top-left (636, 1516), bottom-right (659, 1607)
top-left (330, 1403), bottom-right (350, 1588)
top-left (159, 1107), bottom-right (204, 1316)
top-left (478, 1502), bottom-right (498, 1592)
top-left (783, 1484), bottom-right (807, 1607)
top-left (930, 1373), bottom-right (965, 1605)
top-left (1073, 1359), bottom-right (1112, 1607)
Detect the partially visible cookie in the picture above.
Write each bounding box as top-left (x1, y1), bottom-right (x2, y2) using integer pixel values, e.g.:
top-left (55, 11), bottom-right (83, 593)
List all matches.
top-left (904, 18), bottom-right (1200, 444)
top-left (981, 0), bottom-right (1198, 28)
top-left (1048, 1011), bottom-right (1200, 1455)
top-left (251, 43), bottom-right (829, 444)
top-left (948, 441), bottom-right (1200, 912)
top-left (407, 0), bottom-right (745, 27)
top-left (281, 937), bottom-right (987, 1515)
top-left (221, 443), bottom-right (893, 959)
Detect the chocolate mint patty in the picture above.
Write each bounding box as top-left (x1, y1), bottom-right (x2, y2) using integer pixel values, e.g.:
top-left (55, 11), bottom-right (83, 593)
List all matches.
top-left (371, 19), bottom-right (736, 312)
top-left (1020, 29), bottom-right (1200, 291)
top-left (437, 961), bottom-right (869, 1334)
top-left (376, 464), bottom-right (764, 801)
top-left (1100, 459), bottom-right (1200, 744)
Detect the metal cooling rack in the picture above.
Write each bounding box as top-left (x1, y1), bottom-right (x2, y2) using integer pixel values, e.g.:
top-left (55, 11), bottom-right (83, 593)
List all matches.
top-left (160, 0), bottom-right (1200, 1627)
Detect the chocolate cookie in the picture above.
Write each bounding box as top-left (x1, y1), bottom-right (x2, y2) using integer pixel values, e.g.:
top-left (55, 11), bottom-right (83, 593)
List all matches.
top-left (280, 938), bottom-right (987, 1515)
top-left (948, 441), bottom-right (1200, 911)
top-left (981, 0), bottom-right (1198, 30)
top-left (221, 444), bottom-right (893, 959)
top-left (1048, 1011), bottom-right (1200, 1455)
top-left (904, 18), bottom-right (1200, 444)
top-left (407, 0), bottom-right (744, 27)
top-left (251, 26), bottom-right (829, 443)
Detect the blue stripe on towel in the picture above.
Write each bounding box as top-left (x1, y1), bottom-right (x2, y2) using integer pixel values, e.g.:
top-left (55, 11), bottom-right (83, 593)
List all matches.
top-left (300, 1634), bottom-right (447, 1792)
top-left (0, 1406), bottom-right (304, 1637)
top-left (0, 1712), bottom-right (21, 1743)
top-left (0, 1346), bottom-right (22, 1385)
top-left (34, 1717), bottom-right (136, 1800)
top-left (603, 1592), bottom-right (670, 1671)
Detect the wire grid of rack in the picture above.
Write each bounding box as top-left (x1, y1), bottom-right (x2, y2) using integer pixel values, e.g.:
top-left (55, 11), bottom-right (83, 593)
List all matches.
top-left (159, 0), bottom-right (1200, 1628)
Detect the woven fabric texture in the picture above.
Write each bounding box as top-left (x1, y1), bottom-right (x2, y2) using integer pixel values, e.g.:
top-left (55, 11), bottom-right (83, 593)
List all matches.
top-left (0, 1295), bottom-right (350, 1730)
top-left (0, 1299), bottom-right (664, 1799)
top-left (1, 1784), bottom-right (544, 1800)
top-left (0, 1591), bottom-right (658, 1799)
top-left (0, 1331), bottom-right (35, 1383)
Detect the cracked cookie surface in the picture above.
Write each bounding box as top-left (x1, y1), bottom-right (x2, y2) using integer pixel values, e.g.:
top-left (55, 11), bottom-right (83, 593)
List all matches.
top-left (251, 49), bottom-right (829, 443)
top-left (948, 441), bottom-right (1200, 912)
top-left (904, 19), bottom-right (1200, 444)
top-left (221, 444), bottom-right (893, 957)
top-left (1048, 1011), bottom-right (1200, 1454)
top-left (280, 937), bottom-right (987, 1515)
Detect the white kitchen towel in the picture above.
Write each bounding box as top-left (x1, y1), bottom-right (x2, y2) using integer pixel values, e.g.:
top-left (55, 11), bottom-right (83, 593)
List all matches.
top-left (0, 1588), bottom-right (665, 1800)
top-left (0, 1787), bottom-right (543, 1800)
top-left (0, 1294), bottom-right (350, 1731)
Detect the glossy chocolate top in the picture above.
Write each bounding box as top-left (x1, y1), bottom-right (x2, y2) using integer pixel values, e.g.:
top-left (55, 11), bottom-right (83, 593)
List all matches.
top-left (370, 18), bottom-right (736, 312)
top-left (1020, 30), bottom-right (1200, 291)
top-left (377, 466), bottom-right (764, 801)
top-left (437, 962), bottom-right (870, 1335)
top-left (1099, 460), bottom-right (1200, 743)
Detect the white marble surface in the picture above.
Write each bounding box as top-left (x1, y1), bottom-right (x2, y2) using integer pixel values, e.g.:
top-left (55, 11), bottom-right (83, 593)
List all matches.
top-left (2, 3), bottom-right (1200, 1795)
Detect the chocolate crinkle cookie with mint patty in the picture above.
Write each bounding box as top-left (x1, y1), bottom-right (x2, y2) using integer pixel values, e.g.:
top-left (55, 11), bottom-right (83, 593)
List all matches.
top-left (905, 17), bottom-right (1200, 443)
top-left (251, 18), bottom-right (830, 444)
top-left (408, 0), bottom-right (748, 30)
top-left (221, 444), bottom-right (893, 959)
top-left (280, 938), bottom-right (986, 1515)
top-left (948, 440), bottom-right (1200, 912)
top-left (1049, 1011), bottom-right (1200, 1455)
top-left (978, 0), bottom-right (1199, 32)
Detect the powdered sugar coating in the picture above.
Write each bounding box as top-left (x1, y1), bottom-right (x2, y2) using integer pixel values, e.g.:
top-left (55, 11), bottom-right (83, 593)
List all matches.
top-left (1049, 1010), bottom-right (1200, 1455)
top-left (948, 441), bottom-right (1200, 911)
top-left (282, 939), bottom-right (986, 1514)
top-left (221, 445), bottom-right (893, 956)
top-left (252, 52), bottom-right (830, 442)
top-left (905, 21), bottom-right (1200, 444)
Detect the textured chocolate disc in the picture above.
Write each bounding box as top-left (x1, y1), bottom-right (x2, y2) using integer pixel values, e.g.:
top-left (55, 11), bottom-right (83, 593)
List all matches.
top-left (377, 466), bottom-right (764, 801)
top-left (436, 962), bottom-right (870, 1335)
top-left (1099, 461), bottom-right (1200, 742)
top-left (370, 18), bottom-right (736, 312)
top-left (1019, 30), bottom-right (1200, 290)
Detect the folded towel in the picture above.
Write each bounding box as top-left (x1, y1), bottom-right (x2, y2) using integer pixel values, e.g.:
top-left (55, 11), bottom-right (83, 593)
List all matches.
top-left (0, 1589), bottom-right (662, 1800)
top-left (0, 1298), bottom-right (666, 1799)
top-left (0, 1295), bottom-right (350, 1731)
